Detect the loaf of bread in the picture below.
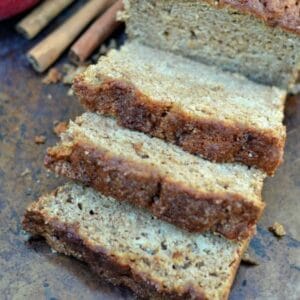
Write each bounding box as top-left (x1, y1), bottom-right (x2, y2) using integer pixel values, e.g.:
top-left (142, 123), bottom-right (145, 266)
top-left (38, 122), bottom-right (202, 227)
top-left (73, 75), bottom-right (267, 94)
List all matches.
top-left (120, 0), bottom-right (300, 89)
top-left (73, 42), bottom-right (286, 175)
top-left (23, 182), bottom-right (250, 300)
top-left (45, 112), bottom-right (266, 240)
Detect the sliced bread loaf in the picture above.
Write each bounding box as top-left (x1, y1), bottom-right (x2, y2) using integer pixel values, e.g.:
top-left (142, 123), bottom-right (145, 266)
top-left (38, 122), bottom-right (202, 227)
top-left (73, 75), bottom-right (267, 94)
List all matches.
top-left (23, 182), bottom-right (250, 300)
top-left (120, 0), bottom-right (300, 89)
top-left (45, 112), bottom-right (266, 240)
top-left (73, 42), bottom-right (286, 175)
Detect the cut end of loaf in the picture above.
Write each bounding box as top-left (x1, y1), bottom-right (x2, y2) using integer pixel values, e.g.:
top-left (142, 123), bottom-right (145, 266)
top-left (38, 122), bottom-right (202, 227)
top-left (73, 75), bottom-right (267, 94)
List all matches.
top-left (123, 1), bottom-right (300, 89)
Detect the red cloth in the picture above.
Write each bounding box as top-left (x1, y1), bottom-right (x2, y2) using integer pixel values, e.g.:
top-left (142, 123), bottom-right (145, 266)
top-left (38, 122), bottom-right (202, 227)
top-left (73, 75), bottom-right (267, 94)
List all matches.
top-left (0, 0), bottom-right (40, 20)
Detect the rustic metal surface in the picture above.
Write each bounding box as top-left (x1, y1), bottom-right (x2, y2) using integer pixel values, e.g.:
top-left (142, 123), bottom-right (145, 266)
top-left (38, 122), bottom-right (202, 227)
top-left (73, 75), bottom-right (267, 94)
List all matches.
top-left (0, 10), bottom-right (299, 300)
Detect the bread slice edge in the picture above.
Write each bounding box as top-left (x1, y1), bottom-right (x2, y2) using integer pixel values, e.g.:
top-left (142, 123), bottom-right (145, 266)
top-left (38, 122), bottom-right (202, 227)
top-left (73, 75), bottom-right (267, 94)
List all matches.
top-left (73, 73), bottom-right (285, 175)
top-left (44, 134), bottom-right (265, 240)
top-left (23, 184), bottom-right (251, 300)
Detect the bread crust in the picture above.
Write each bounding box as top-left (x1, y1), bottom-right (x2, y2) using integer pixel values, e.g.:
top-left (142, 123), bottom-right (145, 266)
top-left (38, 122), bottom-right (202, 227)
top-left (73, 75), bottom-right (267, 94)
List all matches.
top-left (44, 141), bottom-right (264, 240)
top-left (23, 200), bottom-right (249, 300)
top-left (23, 209), bottom-right (207, 299)
top-left (204, 0), bottom-right (300, 35)
top-left (73, 75), bottom-right (285, 175)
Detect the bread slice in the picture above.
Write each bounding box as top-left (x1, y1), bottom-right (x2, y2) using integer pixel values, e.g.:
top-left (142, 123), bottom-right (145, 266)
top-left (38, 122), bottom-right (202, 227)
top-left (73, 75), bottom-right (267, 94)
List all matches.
top-left (73, 42), bottom-right (286, 175)
top-left (120, 0), bottom-right (300, 89)
top-left (45, 112), bottom-right (266, 240)
top-left (23, 182), bottom-right (250, 300)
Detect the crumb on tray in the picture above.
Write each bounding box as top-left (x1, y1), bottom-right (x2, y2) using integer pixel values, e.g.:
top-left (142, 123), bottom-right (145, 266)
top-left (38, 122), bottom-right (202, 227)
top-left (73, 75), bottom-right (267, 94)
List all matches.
top-left (42, 68), bottom-right (62, 84)
top-left (34, 135), bottom-right (47, 144)
top-left (20, 168), bottom-right (31, 177)
top-left (53, 121), bottom-right (68, 136)
top-left (269, 222), bottom-right (286, 237)
top-left (241, 251), bottom-right (259, 266)
top-left (67, 88), bottom-right (74, 96)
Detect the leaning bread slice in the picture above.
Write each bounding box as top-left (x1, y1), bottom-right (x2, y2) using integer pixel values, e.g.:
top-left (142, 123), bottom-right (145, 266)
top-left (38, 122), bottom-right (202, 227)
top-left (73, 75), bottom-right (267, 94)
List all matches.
top-left (45, 113), bottom-right (266, 240)
top-left (73, 42), bottom-right (286, 175)
top-left (23, 182), bottom-right (250, 300)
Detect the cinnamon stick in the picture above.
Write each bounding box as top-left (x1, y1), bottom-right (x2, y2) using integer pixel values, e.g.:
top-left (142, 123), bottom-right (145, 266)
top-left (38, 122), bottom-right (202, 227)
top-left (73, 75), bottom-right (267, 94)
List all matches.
top-left (27, 0), bottom-right (116, 72)
top-left (16, 0), bottom-right (75, 39)
top-left (69, 0), bottom-right (123, 64)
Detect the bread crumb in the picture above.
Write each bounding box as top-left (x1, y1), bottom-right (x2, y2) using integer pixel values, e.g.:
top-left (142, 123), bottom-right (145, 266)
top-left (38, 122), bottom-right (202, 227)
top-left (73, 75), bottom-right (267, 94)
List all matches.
top-left (241, 251), bottom-right (259, 266)
top-left (62, 63), bottom-right (74, 73)
top-left (269, 222), bottom-right (286, 237)
top-left (63, 64), bottom-right (87, 85)
top-left (67, 88), bottom-right (74, 96)
top-left (21, 168), bottom-right (31, 177)
top-left (117, 10), bottom-right (128, 21)
top-left (34, 135), bottom-right (46, 144)
top-left (42, 68), bottom-right (62, 84)
top-left (53, 121), bottom-right (68, 136)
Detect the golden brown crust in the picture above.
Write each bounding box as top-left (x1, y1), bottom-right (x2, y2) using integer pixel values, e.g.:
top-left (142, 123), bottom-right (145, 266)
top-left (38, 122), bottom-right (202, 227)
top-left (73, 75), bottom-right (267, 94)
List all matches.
top-left (73, 75), bottom-right (285, 175)
top-left (221, 236), bottom-right (250, 300)
top-left (44, 141), bottom-right (264, 240)
top-left (205, 0), bottom-right (300, 35)
top-left (22, 209), bottom-right (207, 300)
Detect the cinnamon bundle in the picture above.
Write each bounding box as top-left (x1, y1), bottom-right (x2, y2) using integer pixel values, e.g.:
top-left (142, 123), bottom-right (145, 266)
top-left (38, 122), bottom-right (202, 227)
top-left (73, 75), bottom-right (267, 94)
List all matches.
top-left (27, 0), bottom-right (116, 72)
